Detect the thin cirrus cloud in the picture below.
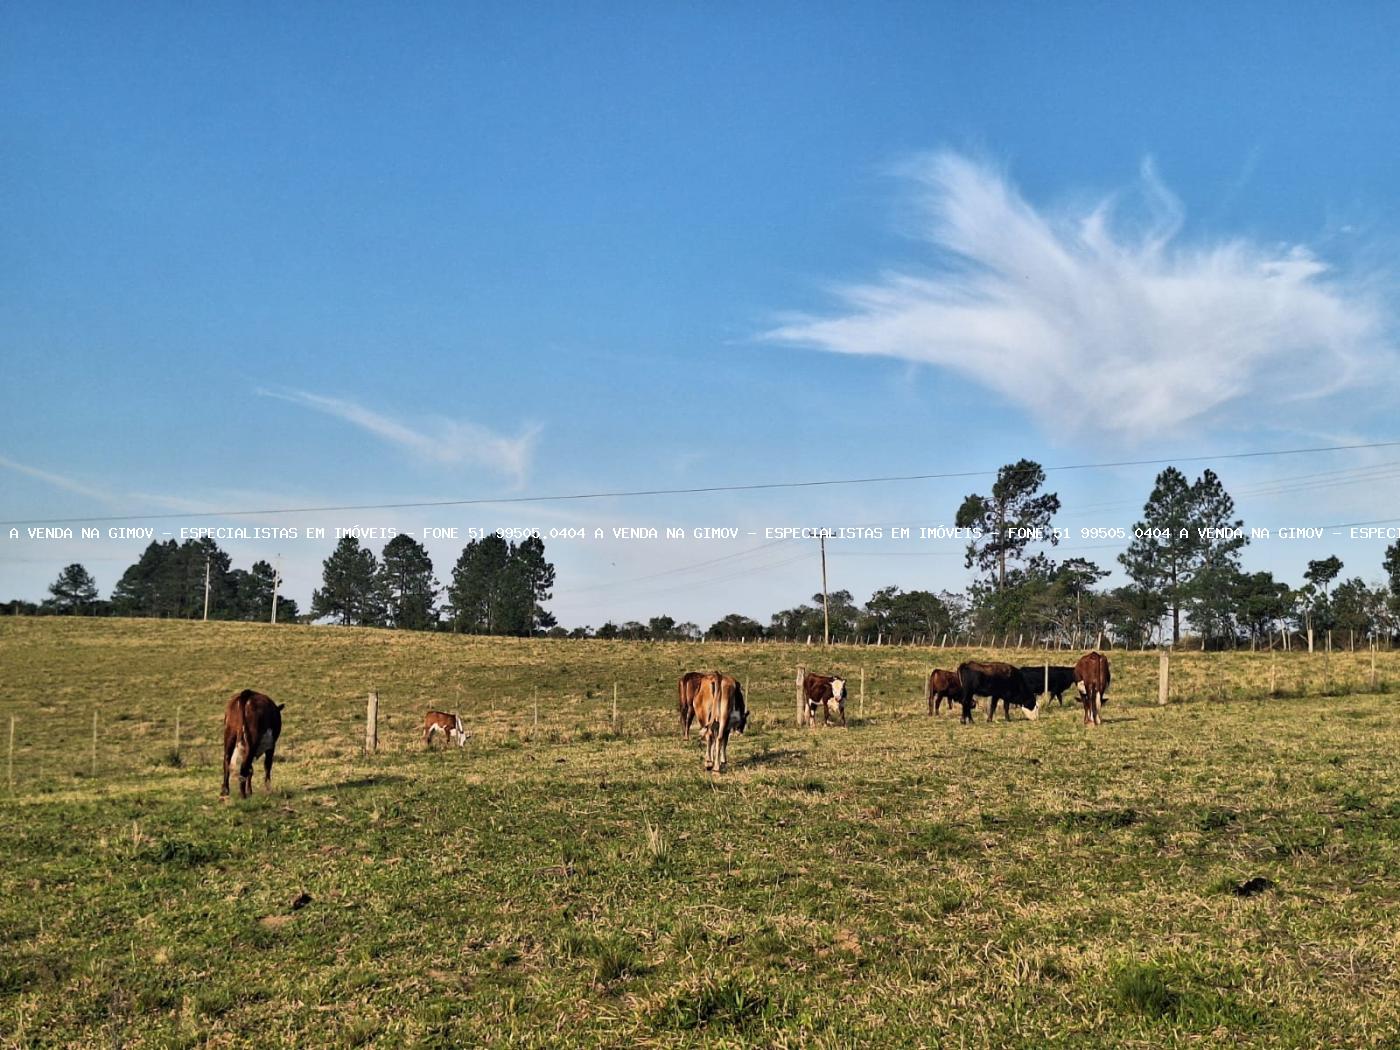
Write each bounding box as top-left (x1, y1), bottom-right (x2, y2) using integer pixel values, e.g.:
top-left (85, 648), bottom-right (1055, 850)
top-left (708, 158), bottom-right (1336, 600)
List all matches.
top-left (766, 152), bottom-right (1393, 440)
top-left (257, 388), bottom-right (539, 484)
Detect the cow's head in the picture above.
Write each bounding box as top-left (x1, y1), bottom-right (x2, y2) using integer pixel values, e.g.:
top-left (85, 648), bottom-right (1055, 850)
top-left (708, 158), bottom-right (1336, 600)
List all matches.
top-left (729, 695), bottom-right (749, 735)
top-left (831, 677), bottom-right (847, 703)
top-left (451, 714), bottom-right (468, 747)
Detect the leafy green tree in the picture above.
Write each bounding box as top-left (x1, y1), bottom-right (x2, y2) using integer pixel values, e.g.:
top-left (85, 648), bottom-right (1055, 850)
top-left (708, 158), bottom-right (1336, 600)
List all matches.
top-left (47, 563), bottom-right (98, 614)
top-left (862, 587), bottom-right (964, 639)
top-left (1331, 577), bottom-right (1384, 641)
top-left (1120, 467), bottom-right (1247, 644)
top-left (378, 535), bottom-right (438, 629)
top-left (955, 459), bottom-right (1061, 589)
top-left (707, 613), bottom-right (765, 640)
top-left (1231, 571), bottom-right (1292, 644)
top-left (110, 538), bottom-right (233, 618)
top-left (1099, 585), bottom-right (1167, 648)
top-left (311, 537), bottom-right (383, 625)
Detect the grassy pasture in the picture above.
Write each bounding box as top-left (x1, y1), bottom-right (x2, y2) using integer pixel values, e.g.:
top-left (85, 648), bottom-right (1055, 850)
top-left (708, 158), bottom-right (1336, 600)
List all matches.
top-left (2, 618), bottom-right (1400, 1047)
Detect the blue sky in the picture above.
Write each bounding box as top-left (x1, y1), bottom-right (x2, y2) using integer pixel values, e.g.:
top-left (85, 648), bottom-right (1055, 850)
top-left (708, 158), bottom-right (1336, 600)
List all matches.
top-left (3, 2), bottom-right (1399, 626)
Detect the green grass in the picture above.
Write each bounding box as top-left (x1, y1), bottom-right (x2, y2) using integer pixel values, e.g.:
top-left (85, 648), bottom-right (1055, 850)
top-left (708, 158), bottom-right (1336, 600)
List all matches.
top-left (2, 618), bottom-right (1400, 1047)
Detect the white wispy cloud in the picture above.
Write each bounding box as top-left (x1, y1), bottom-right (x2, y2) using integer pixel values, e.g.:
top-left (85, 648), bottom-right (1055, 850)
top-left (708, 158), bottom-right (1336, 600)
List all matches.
top-left (258, 388), bottom-right (539, 484)
top-left (767, 152), bottom-right (1394, 440)
top-left (0, 454), bottom-right (114, 502)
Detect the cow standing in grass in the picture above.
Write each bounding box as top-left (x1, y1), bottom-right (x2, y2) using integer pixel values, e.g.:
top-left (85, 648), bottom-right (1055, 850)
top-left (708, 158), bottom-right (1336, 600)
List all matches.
top-left (423, 709), bottom-right (468, 748)
top-left (678, 670), bottom-right (707, 739)
top-left (221, 689), bottom-right (283, 799)
top-left (694, 673), bottom-right (747, 772)
top-left (1019, 665), bottom-right (1077, 707)
top-left (1074, 651), bottom-right (1111, 726)
top-left (926, 668), bottom-right (962, 715)
top-left (956, 661), bottom-right (1038, 725)
top-left (803, 671), bottom-right (847, 727)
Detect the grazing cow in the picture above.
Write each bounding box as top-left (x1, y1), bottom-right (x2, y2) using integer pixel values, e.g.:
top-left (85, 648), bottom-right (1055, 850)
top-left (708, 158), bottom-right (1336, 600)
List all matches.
top-left (1073, 651), bottom-right (1111, 726)
top-left (927, 668), bottom-right (963, 715)
top-left (803, 671), bottom-right (848, 727)
top-left (221, 689), bottom-right (283, 799)
top-left (956, 661), bottom-right (1038, 724)
top-left (423, 709), bottom-right (468, 748)
top-left (678, 670), bottom-right (707, 739)
top-left (693, 672), bottom-right (747, 772)
top-left (1018, 665), bottom-right (1078, 707)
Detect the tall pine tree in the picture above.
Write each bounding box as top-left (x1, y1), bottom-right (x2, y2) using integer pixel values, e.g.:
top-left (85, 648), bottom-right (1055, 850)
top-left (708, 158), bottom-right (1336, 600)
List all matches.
top-left (378, 535), bottom-right (438, 629)
top-left (955, 459), bottom-right (1061, 589)
top-left (311, 537), bottom-right (383, 625)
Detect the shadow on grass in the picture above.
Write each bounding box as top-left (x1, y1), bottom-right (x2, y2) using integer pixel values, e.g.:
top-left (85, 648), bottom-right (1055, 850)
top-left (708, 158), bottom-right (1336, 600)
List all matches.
top-left (734, 748), bottom-right (805, 769)
top-left (313, 774), bottom-right (410, 792)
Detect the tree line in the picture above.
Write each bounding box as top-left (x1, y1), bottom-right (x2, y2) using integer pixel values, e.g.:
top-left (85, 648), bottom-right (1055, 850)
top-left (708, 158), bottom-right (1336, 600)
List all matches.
top-left (12, 460), bottom-right (1400, 645)
top-left (584, 462), bottom-right (1400, 648)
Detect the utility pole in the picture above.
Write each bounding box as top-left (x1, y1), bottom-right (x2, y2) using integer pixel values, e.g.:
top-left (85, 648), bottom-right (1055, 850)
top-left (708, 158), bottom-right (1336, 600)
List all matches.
top-left (270, 554), bottom-right (282, 624)
top-left (202, 557), bottom-right (211, 622)
top-left (820, 530), bottom-right (830, 647)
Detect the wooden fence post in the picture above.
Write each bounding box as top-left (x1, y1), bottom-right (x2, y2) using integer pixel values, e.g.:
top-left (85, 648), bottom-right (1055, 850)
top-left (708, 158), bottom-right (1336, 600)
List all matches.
top-left (174, 707), bottom-right (181, 758)
top-left (7, 715), bottom-right (13, 793)
top-left (91, 710), bottom-right (97, 777)
top-left (1371, 642), bottom-right (1378, 690)
top-left (1158, 650), bottom-right (1170, 706)
top-left (612, 682), bottom-right (619, 732)
top-left (365, 691), bottom-right (379, 753)
top-left (1269, 651), bottom-right (1277, 697)
top-left (796, 667), bottom-right (807, 727)
top-left (533, 688), bottom-right (539, 734)
top-left (859, 667), bottom-right (865, 717)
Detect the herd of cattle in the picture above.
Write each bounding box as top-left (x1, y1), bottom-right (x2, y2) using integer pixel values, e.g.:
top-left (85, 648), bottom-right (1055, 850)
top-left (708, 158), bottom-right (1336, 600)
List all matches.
top-left (219, 653), bottom-right (1113, 794)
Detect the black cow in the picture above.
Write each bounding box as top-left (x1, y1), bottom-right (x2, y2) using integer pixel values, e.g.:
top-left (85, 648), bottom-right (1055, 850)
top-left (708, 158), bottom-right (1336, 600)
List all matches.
top-left (956, 661), bottom-right (1038, 724)
top-left (1019, 665), bottom-right (1077, 706)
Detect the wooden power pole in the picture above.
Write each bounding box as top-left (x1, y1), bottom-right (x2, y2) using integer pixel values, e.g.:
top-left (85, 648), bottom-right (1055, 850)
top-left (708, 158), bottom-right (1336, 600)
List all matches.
top-left (820, 531), bottom-right (830, 647)
top-left (270, 554), bottom-right (282, 624)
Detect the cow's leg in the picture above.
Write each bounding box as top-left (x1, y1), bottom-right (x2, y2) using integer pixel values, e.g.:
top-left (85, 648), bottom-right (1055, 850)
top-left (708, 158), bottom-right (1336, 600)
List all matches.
top-left (987, 696), bottom-right (998, 722)
top-left (839, 700), bottom-right (847, 728)
top-left (1093, 692), bottom-right (1103, 726)
top-left (960, 696), bottom-right (973, 725)
top-left (263, 748), bottom-right (274, 789)
top-left (220, 742), bottom-right (233, 797)
top-left (928, 692), bottom-right (934, 716)
top-left (718, 730), bottom-right (728, 772)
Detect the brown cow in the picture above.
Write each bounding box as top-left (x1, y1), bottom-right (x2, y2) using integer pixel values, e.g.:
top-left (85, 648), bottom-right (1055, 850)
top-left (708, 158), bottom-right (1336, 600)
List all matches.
top-left (221, 689), bottom-right (283, 799)
top-left (678, 670), bottom-right (707, 739)
top-left (926, 668), bottom-right (962, 715)
top-left (423, 709), bottom-right (468, 748)
top-left (1073, 651), bottom-right (1111, 726)
top-left (803, 671), bottom-right (847, 727)
top-left (693, 672), bottom-right (747, 772)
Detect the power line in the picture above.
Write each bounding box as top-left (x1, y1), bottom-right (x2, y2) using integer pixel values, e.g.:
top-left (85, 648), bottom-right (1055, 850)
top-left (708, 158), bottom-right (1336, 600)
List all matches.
top-left (3, 439), bottom-right (1399, 527)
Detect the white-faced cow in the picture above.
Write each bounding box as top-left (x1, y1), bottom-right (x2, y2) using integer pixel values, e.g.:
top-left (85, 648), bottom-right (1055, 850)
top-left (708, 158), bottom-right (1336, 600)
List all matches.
top-left (1018, 665), bottom-right (1077, 706)
top-left (955, 661), bottom-right (1039, 725)
top-left (423, 709), bottom-right (469, 748)
top-left (221, 689), bottom-right (283, 799)
top-left (693, 672), bottom-right (747, 772)
top-left (1073, 651), bottom-right (1111, 726)
top-left (803, 671), bottom-right (847, 727)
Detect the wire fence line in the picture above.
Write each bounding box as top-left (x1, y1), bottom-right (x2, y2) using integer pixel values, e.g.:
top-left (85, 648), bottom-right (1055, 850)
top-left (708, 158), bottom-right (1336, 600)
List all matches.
top-left (2, 646), bottom-right (1393, 799)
